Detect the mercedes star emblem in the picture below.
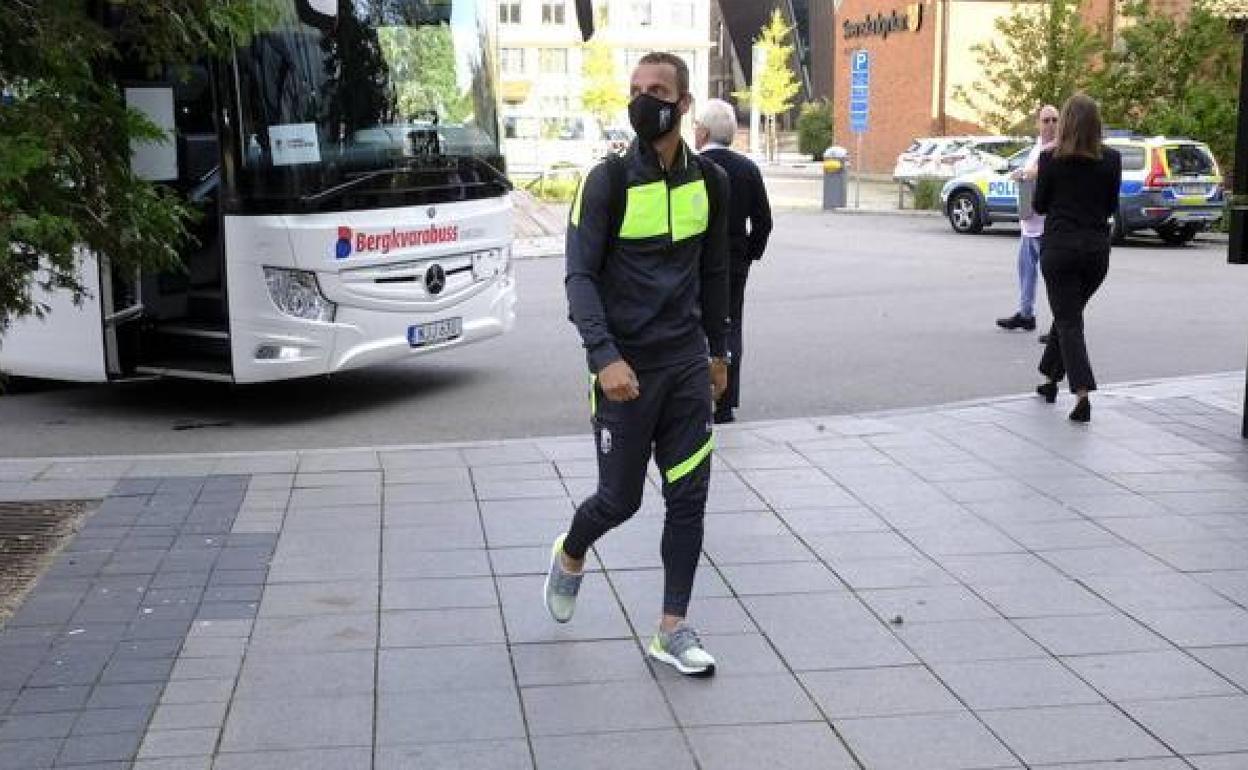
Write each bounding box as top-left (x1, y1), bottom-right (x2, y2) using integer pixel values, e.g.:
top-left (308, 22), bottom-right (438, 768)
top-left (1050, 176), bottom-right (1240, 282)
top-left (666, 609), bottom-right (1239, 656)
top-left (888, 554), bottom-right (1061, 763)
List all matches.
top-left (425, 264), bottom-right (446, 296)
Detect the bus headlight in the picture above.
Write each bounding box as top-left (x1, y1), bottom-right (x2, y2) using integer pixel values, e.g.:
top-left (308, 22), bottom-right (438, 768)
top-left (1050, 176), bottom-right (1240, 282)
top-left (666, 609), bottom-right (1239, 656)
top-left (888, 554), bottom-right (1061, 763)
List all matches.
top-left (263, 267), bottom-right (336, 323)
top-left (471, 248), bottom-right (509, 280)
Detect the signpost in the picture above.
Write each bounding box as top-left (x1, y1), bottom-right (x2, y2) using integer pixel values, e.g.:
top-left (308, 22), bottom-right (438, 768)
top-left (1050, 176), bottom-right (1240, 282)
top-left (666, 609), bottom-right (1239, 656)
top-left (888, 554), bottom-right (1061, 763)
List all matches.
top-left (849, 50), bottom-right (869, 208)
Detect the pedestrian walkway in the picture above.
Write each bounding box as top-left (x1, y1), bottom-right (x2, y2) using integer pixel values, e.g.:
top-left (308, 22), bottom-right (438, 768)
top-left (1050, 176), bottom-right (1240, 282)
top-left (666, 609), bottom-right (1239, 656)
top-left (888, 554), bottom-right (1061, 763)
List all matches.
top-left (0, 373), bottom-right (1246, 769)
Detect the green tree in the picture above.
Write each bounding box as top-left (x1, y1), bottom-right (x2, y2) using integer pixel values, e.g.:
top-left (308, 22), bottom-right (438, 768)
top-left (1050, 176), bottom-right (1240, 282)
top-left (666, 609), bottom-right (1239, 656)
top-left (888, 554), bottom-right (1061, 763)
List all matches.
top-left (0, 0), bottom-right (272, 334)
top-left (954, 0), bottom-right (1104, 133)
top-left (581, 40), bottom-right (627, 132)
top-left (377, 24), bottom-right (471, 123)
top-left (1092, 0), bottom-right (1240, 172)
top-left (736, 9), bottom-right (802, 160)
top-left (797, 100), bottom-right (834, 160)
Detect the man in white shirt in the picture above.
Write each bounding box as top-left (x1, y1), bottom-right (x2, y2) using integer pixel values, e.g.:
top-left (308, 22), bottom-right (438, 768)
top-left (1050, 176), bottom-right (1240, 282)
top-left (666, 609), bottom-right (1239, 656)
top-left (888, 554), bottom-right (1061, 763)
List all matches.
top-left (997, 104), bottom-right (1059, 333)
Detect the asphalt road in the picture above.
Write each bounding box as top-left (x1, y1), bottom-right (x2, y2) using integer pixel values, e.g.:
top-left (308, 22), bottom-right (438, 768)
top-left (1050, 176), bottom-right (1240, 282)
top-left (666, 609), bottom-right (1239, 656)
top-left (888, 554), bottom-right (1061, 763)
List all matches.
top-left (1, 212), bottom-right (1245, 457)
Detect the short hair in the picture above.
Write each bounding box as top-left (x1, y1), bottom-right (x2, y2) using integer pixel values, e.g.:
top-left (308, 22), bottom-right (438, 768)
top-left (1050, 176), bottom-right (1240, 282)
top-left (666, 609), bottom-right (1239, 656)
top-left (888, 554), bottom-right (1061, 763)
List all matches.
top-left (1054, 93), bottom-right (1103, 160)
top-left (637, 51), bottom-right (690, 95)
top-left (698, 99), bottom-right (737, 146)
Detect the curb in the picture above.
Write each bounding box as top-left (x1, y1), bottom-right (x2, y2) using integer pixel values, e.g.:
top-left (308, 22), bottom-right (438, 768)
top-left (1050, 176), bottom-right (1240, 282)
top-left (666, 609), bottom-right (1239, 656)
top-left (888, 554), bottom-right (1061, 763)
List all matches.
top-left (823, 207), bottom-right (943, 220)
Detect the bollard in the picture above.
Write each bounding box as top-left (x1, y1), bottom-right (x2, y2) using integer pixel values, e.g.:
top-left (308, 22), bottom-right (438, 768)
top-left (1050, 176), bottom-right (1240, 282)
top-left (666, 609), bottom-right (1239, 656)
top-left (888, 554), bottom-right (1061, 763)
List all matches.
top-left (822, 146), bottom-right (850, 210)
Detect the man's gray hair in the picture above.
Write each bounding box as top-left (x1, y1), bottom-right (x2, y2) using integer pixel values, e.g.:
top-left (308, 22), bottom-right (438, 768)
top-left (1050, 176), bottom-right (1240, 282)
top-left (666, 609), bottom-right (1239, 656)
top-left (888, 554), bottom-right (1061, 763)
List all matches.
top-left (698, 99), bottom-right (738, 146)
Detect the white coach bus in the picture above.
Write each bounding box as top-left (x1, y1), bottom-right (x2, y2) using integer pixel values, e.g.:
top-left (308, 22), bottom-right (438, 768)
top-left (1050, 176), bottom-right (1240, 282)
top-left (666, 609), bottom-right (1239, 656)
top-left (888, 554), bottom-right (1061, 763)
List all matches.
top-left (1, 0), bottom-right (571, 384)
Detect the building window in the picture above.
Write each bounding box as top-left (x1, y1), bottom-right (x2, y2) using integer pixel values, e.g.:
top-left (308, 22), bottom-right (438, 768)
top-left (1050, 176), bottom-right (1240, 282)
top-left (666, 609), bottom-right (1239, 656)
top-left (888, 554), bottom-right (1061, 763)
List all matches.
top-left (542, 0), bottom-right (566, 25)
top-left (499, 1), bottom-right (521, 25)
top-left (631, 0), bottom-right (652, 26)
top-left (671, 1), bottom-right (694, 28)
top-left (500, 48), bottom-right (525, 76)
top-left (539, 48), bottom-right (569, 75)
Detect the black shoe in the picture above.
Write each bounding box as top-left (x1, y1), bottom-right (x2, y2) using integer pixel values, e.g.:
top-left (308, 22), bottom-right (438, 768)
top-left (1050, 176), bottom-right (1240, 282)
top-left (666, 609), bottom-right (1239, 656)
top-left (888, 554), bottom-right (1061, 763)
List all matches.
top-left (997, 313), bottom-right (1036, 331)
top-left (1036, 382), bottom-right (1058, 404)
top-left (1069, 398), bottom-right (1091, 423)
top-left (1038, 334), bottom-right (1051, 345)
top-left (713, 408), bottom-right (735, 425)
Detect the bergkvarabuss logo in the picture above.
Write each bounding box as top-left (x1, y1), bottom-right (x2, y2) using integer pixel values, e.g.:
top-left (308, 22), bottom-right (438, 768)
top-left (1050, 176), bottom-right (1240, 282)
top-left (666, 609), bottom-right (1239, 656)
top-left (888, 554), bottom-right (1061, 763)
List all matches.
top-left (335, 226), bottom-right (353, 259)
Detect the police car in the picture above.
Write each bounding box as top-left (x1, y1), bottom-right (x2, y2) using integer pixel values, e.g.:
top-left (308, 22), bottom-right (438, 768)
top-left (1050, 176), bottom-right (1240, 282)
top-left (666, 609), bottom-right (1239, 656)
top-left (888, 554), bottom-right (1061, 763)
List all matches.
top-left (940, 135), bottom-right (1225, 245)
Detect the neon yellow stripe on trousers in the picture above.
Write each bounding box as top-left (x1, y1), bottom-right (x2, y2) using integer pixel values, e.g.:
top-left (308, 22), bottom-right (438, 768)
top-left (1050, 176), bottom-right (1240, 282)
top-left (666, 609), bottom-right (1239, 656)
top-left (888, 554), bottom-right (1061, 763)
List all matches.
top-left (664, 437), bottom-right (714, 484)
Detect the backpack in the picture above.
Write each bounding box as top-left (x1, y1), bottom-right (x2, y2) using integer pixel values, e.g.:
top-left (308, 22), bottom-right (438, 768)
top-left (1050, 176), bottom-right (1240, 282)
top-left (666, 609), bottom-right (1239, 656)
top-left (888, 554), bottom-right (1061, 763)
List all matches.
top-left (601, 150), bottom-right (722, 252)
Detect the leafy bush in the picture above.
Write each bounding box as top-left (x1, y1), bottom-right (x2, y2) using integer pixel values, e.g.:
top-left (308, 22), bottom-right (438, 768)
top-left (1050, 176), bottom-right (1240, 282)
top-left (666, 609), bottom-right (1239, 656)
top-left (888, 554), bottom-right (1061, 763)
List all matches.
top-left (527, 175), bottom-right (581, 203)
top-left (797, 101), bottom-right (834, 161)
top-left (912, 179), bottom-right (943, 211)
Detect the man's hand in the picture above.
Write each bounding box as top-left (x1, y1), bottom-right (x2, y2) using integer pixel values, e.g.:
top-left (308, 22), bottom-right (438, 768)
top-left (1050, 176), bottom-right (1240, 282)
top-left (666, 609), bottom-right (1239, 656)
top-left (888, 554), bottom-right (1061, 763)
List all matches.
top-left (1012, 167), bottom-right (1038, 182)
top-left (709, 357), bottom-right (729, 402)
top-left (599, 360), bottom-right (640, 402)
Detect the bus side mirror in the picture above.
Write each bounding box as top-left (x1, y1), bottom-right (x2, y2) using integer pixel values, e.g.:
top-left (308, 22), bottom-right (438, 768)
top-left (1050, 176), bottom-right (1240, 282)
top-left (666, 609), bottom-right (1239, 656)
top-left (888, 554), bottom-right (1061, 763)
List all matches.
top-left (575, 0), bottom-right (595, 41)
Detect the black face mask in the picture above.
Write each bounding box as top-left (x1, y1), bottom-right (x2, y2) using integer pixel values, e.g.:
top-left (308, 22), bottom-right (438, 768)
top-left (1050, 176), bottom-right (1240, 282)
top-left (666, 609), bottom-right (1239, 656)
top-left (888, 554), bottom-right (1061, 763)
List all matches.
top-left (629, 93), bottom-right (681, 142)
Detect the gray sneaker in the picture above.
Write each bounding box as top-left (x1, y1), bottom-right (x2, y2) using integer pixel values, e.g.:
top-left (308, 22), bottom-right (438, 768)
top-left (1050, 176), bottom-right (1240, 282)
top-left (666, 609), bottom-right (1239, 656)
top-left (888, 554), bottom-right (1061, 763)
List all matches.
top-left (648, 623), bottom-right (716, 677)
top-left (543, 533), bottom-right (583, 623)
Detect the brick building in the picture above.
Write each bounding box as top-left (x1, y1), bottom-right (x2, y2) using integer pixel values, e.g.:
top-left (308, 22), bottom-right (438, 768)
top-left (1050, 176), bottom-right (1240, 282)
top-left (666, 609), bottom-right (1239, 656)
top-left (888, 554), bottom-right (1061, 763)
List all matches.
top-left (827, 0), bottom-right (1193, 174)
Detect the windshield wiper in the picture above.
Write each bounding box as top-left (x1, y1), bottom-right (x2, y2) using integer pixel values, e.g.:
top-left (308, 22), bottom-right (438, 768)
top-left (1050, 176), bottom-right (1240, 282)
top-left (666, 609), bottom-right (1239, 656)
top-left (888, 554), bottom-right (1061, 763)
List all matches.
top-left (299, 156), bottom-right (512, 208)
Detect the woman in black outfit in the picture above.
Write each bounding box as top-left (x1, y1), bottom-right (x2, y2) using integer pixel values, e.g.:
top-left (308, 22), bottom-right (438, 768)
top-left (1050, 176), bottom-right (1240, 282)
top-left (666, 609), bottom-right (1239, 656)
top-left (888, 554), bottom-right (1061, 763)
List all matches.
top-left (1033, 94), bottom-right (1122, 423)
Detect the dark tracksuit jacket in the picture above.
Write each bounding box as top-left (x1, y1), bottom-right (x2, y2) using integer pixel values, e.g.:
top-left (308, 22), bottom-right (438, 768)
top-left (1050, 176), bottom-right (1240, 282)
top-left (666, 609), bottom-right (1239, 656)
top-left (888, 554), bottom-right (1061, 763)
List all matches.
top-left (562, 138), bottom-right (730, 617)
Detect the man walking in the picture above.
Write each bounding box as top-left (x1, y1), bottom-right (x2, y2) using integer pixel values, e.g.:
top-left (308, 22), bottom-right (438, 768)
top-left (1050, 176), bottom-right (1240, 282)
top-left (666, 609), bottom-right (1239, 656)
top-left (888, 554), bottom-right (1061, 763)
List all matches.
top-left (997, 104), bottom-right (1059, 333)
top-left (544, 53), bottom-right (730, 676)
top-left (695, 98), bottom-right (773, 425)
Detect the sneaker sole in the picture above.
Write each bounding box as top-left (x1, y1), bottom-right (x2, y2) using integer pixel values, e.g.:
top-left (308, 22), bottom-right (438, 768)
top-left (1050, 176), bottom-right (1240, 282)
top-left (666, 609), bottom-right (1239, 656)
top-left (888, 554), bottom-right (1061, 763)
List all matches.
top-left (648, 645), bottom-right (715, 678)
top-left (543, 534), bottom-right (573, 624)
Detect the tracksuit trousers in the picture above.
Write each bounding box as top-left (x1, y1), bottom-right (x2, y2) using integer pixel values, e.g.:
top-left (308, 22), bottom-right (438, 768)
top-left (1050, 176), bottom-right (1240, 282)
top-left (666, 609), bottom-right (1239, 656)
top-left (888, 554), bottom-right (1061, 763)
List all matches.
top-left (717, 265), bottom-right (749, 413)
top-left (563, 357), bottom-right (714, 618)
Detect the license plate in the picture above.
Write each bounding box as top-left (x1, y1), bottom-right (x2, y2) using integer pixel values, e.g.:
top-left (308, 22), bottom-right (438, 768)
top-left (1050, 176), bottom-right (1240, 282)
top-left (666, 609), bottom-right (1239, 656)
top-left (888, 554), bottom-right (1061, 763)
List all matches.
top-left (1176, 183), bottom-right (1207, 195)
top-left (407, 317), bottom-right (462, 347)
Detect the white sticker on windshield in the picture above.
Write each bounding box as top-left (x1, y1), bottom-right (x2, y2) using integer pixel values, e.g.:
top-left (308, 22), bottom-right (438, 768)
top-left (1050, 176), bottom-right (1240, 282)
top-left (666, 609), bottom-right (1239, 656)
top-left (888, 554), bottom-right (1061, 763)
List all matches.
top-left (268, 123), bottom-right (321, 166)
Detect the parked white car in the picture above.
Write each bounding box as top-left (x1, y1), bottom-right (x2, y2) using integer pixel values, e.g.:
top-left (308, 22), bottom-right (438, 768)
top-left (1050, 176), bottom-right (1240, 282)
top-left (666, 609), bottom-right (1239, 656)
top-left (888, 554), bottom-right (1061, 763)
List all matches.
top-left (894, 137), bottom-right (964, 184)
top-left (935, 136), bottom-right (1032, 178)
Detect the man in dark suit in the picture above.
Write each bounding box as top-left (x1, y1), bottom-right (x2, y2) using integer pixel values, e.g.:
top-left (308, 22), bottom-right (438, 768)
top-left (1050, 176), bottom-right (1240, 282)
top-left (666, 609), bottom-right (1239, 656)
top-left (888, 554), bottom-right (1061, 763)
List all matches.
top-left (695, 99), bottom-right (773, 424)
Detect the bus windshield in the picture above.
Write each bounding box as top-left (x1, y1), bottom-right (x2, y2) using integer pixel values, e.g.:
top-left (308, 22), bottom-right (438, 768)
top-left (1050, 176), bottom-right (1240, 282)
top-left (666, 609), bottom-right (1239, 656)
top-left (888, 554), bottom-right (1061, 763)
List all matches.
top-left (229, 0), bottom-right (504, 212)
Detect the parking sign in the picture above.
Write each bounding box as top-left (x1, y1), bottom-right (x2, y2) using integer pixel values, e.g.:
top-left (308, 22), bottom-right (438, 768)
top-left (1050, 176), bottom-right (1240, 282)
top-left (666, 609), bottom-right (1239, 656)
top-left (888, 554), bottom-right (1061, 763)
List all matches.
top-left (849, 50), bottom-right (869, 134)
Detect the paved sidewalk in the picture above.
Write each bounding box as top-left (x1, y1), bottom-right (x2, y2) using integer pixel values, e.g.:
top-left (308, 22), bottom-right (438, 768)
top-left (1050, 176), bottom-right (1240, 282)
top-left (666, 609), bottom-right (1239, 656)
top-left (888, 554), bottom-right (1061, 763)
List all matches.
top-left (0, 373), bottom-right (1246, 769)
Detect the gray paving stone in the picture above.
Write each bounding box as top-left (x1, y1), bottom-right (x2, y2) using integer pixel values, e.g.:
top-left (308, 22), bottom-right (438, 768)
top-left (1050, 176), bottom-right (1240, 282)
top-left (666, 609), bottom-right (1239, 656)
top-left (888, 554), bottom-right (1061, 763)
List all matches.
top-left (249, 613), bottom-right (377, 653)
top-left (1190, 646), bottom-right (1248, 691)
top-left (974, 579), bottom-right (1113, 618)
top-left (1190, 755), bottom-right (1248, 770)
top-left (902, 523), bottom-right (1023, 556)
top-left (521, 680), bottom-right (672, 736)
top-left (510, 640), bottom-right (648, 687)
top-left (378, 645), bottom-right (514, 692)
top-left (859, 585), bottom-right (1002, 624)
top-left (801, 666), bottom-right (965, 718)
top-left (533, 730), bottom-right (694, 770)
top-left (380, 577), bottom-right (496, 611)
top-left (827, 555), bottom-right (958, 590)
top-left (1134, 607), bottom-right (1248, 647)
top-left (687, 722), bottom-right (859, 770)
top-left (939, 553), bottom-right (1067, 586)
top-left (745, 593), bottom-right (917, 670)
top-left (0, 737), bottom-right (60, 769)
top-left (0, 713), bottom-right (76, 740)
top-left (383, 547), bottom-right (493, 579)
top-left (257, 581), bottom-right (377, 617)
top-left (55, 730), bottom-right (143, 764)
top-left (380, 607), bottom-right (505, 648)
top-left (1081, 572), bottom-right (1237, 614)
top-left (1124, 696), bottom-right (1248, 755)
top-left (717, 561), bottom-right (846, 595)
top-left (147, 701), bottom-right (229, 731)
top-left (213, 747), bottom-right (371, 770)
top-left (376, 687), bottom-right (524, 745)
top-left (1015, 614), bottom-right (1170, 656)
top-left (893, 618), bottom-right (1048, 663)
top-left (98, 657), bottom-right (174, 685)
top-left (660, 672), bottom-right (821, 727)
top-left (71, 706), bottom-right (154, 736)
top-left (10, 686), bottom-right (91, 714)
top-left (169, 657), bottom-right (241, 683)
top-left (808, 532), bottom-right (924, 563)
top-left (157, 679), bottom-right (234, 705)
top-left (236, 650), bottom-right (373, 701)
top-left (136, 728), bottom-right (218, 759)
top-left (220, 695), bottom-right (373, 752)
top-left (1064, 649), bottom-right (1241, 701)
top-left (932, 657), bottom-right (1104, 710)
top-left (980, 704), bottom-right (1173, 766)
top-left (1035, 761), bottom-right (1188, 770)
top-left (834, 712), bottom-right (1020, 770)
